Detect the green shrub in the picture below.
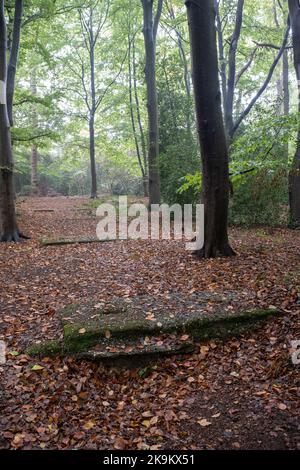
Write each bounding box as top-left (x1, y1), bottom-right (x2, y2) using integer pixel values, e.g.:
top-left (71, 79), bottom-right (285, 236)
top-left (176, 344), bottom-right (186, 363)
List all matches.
top-left (159, 136), bottom-right (200, 205)
top-left (178, 168), bottom-right (289, 227)
top-left (230, 168), bottom-right (289, 227)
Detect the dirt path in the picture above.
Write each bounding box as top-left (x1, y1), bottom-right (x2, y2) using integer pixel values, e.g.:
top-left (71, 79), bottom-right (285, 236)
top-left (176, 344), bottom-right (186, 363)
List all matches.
top-left (0, 196), bottom-right (299, 450)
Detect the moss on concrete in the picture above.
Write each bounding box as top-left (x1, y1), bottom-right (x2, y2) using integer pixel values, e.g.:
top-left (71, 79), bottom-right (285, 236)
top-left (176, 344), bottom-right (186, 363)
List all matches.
top-left (61, 301), bottom-right (280, 353)
top-left (26, 295), bottom-right (281, 363)
top-left (26, 340), bottom-right (63, 357)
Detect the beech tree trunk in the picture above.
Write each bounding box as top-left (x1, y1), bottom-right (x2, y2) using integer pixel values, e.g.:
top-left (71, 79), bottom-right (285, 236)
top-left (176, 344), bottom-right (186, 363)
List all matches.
top-left (89, 113), bottom-right (97, 199)
top-left (185, 0), bottom-right (235, 258)
top-left (283, 50), bottom-right (290, 117)
top-left (128, 25), bottom-right (147, 196)
top-left (7, 0), bottom-right (23, 127)
top-left (288, 0), bottom-right (300, 226)
top-left (30, 72), bottom-right (38, 194)
top-left (224, 0), bottom-right (245, 142)
top-left (166, 0), bottom-right (192, 135)
top-left (0, 0), bottom-right (20, 241)
top-left (31, 144), bottom-right (38, 193)
top-left (141, 0), bottom-right (163, 205)
top-left (89, 14), bottom-right (97, 200)
top-left (132, 34), bottom-right (148, 191)
top-left (282, 50), bottom-right (290, 160)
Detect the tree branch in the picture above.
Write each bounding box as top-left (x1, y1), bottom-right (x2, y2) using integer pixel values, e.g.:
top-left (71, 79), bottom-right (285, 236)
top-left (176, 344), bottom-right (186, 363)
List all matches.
top-left (235, 46), bottom-right (258, 85)
top-left (12, 132), bottom-right (52, 142)
top-left (153, 0), bottom-right (164, 40)
top-left (232, 22), bottom-right (290, 138)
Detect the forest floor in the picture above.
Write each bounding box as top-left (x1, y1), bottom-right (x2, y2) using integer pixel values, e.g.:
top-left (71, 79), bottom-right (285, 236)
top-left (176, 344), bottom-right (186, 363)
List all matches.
top-left (0, 196), bottom-right (299, 450)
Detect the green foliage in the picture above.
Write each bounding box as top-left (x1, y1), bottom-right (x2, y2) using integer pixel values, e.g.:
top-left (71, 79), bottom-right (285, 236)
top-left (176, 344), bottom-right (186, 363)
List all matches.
top-left (177, 171), bottom-right (202, 202)
top-left (159, 135), bottom-right (200, 205)
top-left (178, 167), bottom-right (289, 227)
top-left (7, 0), bottom-right (298, 225)
top-left (230, 168), bottom-right (289, 227)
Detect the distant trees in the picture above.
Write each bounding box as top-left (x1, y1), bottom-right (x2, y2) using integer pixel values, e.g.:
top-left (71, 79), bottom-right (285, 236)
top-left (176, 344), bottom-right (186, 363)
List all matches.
top-left (76, 1), bottom-right (111, 199)
top-left (1, 0), bottom-right (299, 245)
top-left (185, 0), bottom-right (235, 257)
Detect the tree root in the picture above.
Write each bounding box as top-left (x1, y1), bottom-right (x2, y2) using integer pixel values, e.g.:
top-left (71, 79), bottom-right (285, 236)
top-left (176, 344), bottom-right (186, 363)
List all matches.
top-left (194, 243), bottom-right (236, 259)
top-left (0, 231), bottom-right (30, 242)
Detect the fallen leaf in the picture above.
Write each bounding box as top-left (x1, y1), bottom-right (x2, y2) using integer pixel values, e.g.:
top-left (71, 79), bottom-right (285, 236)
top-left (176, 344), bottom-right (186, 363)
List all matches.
top-left (31, 364), bottom-right (44, 371)
top-left (197, 419), bottom-right (212, 427)
top-left (180, 334), bottom-right (189, 341)
top-left (83, 420), bottom-right (95, 430)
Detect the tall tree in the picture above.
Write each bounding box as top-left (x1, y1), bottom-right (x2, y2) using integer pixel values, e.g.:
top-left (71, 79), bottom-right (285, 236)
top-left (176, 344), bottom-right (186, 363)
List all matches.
top-left (0, 0), bottom-right (23, 242)
top-left (63, 0), bottom-right (127, 199)
top-left (77, 1), bottom-right (110, 199)
top-left (288, 0), bottom-right (300, 226)
top-left (127, 14), bottom-right (148, 196)
top-left (30, 71), bottom-right (38, 194)
top-left (141, 0), bottom-right (163, 205)
top-left (185, 0), bottom-right (235, 258)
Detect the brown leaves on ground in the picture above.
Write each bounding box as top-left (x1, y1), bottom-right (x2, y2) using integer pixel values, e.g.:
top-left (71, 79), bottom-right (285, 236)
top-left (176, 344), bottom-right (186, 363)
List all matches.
top-left (0, 197), bottom-right (299, 450)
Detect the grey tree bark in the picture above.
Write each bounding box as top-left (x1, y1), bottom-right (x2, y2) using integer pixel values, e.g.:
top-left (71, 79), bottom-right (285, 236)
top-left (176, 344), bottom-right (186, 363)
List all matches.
top-left (0, 0), bottom-right (20, 241)
top-left (128, 28), bottom-right (147, 196)
top-left (132, 33), bottom-right (148, 185)
top-left (166, 0), bottom-right (192, 135)
top-left (30, 71), bottom-right (38, 194)
top-left (141, 0), bottom-right (163, 205)
top-left (185, 0), bottom-right (235, 258)
top-left (224, 0), bottom-right (244, 142)
top-left (288, 0), bottom-right (300, 226)
top-left (88, 7), bottom-right (97, 199)
top-left (7, 0), bottom-right (23, 127)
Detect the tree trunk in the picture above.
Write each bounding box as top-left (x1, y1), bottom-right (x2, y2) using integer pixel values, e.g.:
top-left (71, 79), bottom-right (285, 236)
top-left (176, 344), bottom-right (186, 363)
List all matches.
top-left (89, 16), bottom-right (97, 200)
top-left (288, 0), bottom-right (300, 226)
top-left (89, 113), bottom-right (97, 199)
top-left (30, 71), bottom-right (38, 194)
top-left (283, 51), bottom-right (290, 117)
top-left (7, 0), bottom-right (23, 127)
top-left (185, 0), bottom-right (235, 258)
top-left (224, 0), bottom-right (245, 142)
top-left (282, 50), bottom-right (290, 161)
top-left (141, 0), bottom-right (163, 205)
top-left (0, 0), bottom-right (20, 241)
top-left (215, 0), bottom-right (227, 116)
top-left (166, 0), bottom-right (192, 135)
top-left (31, 144), bottom-right (38, 193)
top-left (128, 28), bottom-right (147, 196)
top-left (132, 34), bottom-right (148, 194)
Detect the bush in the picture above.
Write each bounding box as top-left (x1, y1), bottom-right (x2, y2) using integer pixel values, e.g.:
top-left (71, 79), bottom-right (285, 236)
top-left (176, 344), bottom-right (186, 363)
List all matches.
top-left (159, 136), bottom-right (200, 205)
top-left (230, 168), bottom-right (289, 227)
top-left (178, 168), bottom-right (289, 227)
top-left (18, 185), bottom-right (35, 197)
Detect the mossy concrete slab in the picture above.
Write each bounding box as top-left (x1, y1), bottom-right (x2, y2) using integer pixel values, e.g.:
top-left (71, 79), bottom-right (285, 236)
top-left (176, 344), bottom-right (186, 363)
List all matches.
top-left (26, 293), bottom-right (281, 365)
top-left (59, 293), bottom-right (280, 354)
